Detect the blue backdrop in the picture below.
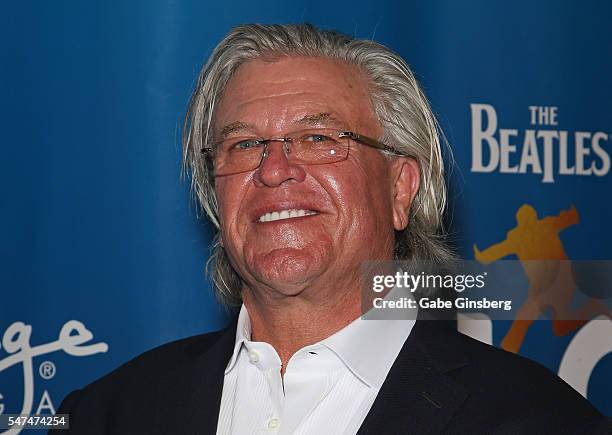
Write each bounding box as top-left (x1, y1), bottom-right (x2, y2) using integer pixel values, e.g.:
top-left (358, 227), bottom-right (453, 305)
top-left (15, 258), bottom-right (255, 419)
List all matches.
top-left (1, 0), bottom-right (610, 426)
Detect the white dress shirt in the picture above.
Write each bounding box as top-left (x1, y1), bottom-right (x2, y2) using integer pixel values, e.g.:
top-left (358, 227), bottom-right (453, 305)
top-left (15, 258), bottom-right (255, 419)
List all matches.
top-left (216, 304), bottom-right (416, 435)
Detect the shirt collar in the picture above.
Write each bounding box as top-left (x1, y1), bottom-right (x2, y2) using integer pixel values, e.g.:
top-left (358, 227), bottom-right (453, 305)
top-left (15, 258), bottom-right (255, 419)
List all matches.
top-left (225, 304), bottom-right (251, 374)
top-left (320, 309), bottom-right (415, 388)
top-left (224, 300), bottom-right (416, 388)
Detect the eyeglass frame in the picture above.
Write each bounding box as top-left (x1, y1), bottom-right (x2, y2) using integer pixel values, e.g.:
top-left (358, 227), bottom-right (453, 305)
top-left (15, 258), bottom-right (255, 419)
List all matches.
top-left (200, 130), bottom-right (409, 176)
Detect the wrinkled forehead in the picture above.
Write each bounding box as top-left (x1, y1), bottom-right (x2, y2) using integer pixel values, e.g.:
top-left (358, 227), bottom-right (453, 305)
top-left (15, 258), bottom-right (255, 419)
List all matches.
top-left (212, 56), bottom-right (380, 138)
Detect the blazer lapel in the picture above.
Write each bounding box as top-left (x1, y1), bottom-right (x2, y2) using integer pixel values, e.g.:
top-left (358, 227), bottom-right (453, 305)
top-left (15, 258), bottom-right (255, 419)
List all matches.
top-left (357, 313), bottom-right (470, 435)
top-left (153, 319), bottom-right (237, 435)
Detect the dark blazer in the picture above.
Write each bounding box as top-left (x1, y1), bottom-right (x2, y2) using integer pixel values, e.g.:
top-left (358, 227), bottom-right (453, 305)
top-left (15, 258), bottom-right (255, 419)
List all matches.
top-left (51, 313), bottom-right (609, 435)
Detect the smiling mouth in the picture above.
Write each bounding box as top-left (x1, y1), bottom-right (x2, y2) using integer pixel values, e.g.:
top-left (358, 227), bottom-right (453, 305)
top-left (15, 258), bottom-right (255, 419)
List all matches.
top-left (258, 209), bottom-right (318, 223)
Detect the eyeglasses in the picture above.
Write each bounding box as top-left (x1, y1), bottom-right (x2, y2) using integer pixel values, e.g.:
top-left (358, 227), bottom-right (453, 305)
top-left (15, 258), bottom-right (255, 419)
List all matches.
top-left (200, 128), bottom-right (405, 176)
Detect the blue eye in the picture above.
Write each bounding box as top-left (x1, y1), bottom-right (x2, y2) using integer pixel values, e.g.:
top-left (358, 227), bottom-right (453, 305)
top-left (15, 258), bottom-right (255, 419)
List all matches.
top-left (305, 134), bottom-right (331, 143)
top-left (232, 139), bottom-right (259, 150)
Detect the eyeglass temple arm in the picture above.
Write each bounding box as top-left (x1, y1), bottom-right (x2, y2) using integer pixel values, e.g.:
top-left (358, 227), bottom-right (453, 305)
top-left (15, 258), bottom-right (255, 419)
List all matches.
top-left (339, 132), bottom-right (403, 155)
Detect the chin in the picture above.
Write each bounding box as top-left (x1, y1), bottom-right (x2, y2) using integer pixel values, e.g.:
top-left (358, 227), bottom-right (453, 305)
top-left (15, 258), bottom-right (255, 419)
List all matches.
top-left (248, 247), bottom-right (326, 292)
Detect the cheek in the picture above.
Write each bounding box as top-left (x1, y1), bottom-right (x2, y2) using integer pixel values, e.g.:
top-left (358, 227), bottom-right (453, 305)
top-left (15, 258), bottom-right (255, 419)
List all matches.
top-left (328, 160), bottom-right (393, 230)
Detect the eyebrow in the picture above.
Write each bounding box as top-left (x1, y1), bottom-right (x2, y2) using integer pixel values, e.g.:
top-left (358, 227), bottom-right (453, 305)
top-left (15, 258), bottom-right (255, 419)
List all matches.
top-left (219, 121), bottom-right (256, 139)
top-left (295, 112), bottom-right (344, 128)
top-left (219, 112), bottom-right (344, 140)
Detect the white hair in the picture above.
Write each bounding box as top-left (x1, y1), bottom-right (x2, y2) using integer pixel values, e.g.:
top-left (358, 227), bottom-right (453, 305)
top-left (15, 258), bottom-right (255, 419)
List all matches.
top-left (182, 23), bottom-right (455, 306)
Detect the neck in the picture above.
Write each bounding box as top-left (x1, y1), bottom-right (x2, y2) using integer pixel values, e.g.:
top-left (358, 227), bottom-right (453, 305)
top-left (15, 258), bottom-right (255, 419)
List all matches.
top-left (242, 284), bottom-right (361, 372)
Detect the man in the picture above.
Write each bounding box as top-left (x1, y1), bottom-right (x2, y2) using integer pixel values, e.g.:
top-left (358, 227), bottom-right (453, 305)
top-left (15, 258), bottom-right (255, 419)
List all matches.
top-left (53, 24), bottom-right (608, 434)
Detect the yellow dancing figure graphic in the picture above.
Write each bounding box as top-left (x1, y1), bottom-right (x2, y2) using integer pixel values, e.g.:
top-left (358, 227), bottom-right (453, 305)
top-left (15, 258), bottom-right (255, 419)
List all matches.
top-left (474, 204), bottom-right (611, 353)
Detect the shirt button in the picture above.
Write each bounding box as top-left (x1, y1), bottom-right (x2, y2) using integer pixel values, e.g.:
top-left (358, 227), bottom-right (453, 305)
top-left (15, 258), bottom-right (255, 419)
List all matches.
top-left (267, 418), bottom-right (280, 430)
top-left (248, 350), bottom-right (260, 363)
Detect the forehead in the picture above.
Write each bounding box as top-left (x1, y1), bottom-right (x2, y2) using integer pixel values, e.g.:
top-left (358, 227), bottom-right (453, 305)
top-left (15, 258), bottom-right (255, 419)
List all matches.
top-left (213, 56), bottom-right (379, 135)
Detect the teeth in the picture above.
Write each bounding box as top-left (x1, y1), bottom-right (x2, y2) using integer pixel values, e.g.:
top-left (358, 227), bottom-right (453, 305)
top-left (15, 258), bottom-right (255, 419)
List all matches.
top-left (258, 209), bottom-right (317, 222)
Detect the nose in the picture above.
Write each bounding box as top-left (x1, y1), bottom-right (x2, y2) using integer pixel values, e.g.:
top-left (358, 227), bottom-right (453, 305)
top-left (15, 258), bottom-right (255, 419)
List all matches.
top-left (253, 141), bottom-right (306, 187)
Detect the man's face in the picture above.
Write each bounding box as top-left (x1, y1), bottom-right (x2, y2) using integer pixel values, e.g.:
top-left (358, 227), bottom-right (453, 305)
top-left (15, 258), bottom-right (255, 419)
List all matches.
top-left (213, 56), bottom-right (415, 297)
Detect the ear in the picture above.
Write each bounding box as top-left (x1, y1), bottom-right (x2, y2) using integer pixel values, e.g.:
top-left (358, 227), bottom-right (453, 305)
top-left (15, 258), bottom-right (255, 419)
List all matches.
top-left (390, 157), bottom-right (420, 231)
